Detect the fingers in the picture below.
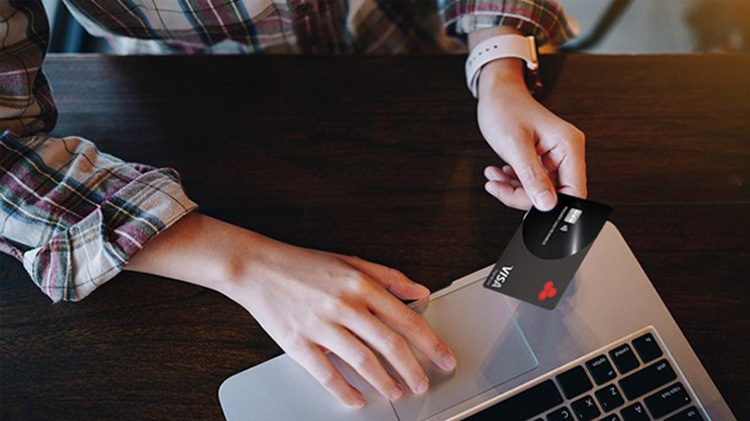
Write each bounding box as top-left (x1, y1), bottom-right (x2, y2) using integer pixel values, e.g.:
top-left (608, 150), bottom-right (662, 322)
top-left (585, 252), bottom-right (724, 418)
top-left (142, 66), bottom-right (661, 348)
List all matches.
top-left (325, 258), bottom-right (454, 397)
top-left (484, 166), bottom-right (533, 210)
top-left (484, 166), bottom-right (521, 188)
top-left (321, 325), bottom-right (405, 401)
top-left (368, 291), bottom-right (457, 376)
top-left (556, 155), bottom-right (587, 198)
top-left (347, 311), bottom-right (431, 396)
top-left (505, 147), bottom-right (557, 211)
top-left (340, 256), bottom-right (430, 301)
top-left (484, 180), bottom-right (533, 210)
top-left (484, 123), bottom-right (587, 208)
top-left (290, 342), bottom-right (365, 408)
top-left (537, 124), bottom-right (587, 199)
top-left (552, 130), bottom-right (587, 199)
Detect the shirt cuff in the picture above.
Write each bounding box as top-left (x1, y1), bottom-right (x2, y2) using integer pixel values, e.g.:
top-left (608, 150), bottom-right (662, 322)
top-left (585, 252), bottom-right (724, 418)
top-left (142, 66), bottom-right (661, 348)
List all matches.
top-left (440, 0), bottom-right (579, 46)
top-left (0, 134), bottom-right (200, 302)
top-left (25, 168), bottom-right (197, 302)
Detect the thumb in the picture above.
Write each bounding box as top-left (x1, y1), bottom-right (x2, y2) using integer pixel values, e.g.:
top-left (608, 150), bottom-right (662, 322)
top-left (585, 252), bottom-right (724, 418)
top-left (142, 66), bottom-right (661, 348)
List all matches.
top-left (508, 151), bottom-right (557, 211)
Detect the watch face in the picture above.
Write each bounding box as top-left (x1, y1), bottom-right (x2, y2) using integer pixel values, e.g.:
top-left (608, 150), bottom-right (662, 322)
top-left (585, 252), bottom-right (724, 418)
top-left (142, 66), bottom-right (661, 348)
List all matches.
top-left (522, 194), bottom-right (612, 260)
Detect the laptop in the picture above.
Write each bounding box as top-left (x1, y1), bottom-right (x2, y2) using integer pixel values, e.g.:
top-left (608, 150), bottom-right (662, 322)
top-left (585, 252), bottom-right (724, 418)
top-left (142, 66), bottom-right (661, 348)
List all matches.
top-left (218, 222), bottom-right (735, 420)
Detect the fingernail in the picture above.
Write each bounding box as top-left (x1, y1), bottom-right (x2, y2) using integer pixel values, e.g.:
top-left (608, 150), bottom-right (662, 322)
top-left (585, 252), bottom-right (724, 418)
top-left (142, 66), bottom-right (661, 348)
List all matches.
top-left (536, 190), bottom-right (556, 211)
top-left (416, 377), bottom-right (429, 395)
top-left (413, 283), bottom-right (430, 296)
top-left (441, 352), bottom-right (457, 371)
top-left (485, 182), bottom-right (499, 196)
top-left (389, 384), bottom-right (403, 401)
top-left (352, 395), bottom-right (365, 408)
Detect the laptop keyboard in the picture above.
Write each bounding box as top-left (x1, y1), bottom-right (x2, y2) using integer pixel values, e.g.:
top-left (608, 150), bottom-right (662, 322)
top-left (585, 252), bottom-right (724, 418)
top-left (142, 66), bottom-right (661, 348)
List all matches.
top-left (464, 327), bottom-right (706, 421)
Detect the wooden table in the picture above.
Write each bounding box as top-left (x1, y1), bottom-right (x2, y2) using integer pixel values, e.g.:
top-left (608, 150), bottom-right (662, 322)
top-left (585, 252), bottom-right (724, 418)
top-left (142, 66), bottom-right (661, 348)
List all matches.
top-left (1, 54), bottom-right (748, 419)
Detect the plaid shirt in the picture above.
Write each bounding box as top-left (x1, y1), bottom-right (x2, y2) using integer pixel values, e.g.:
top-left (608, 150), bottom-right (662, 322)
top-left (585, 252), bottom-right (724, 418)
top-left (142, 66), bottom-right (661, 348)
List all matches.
top-left (0, 0), bottom-right (575, 302)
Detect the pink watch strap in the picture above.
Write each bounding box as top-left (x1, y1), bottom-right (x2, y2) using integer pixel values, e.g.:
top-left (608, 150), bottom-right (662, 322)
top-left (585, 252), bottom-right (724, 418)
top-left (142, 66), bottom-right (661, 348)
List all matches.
top-left (465, 34), bottom-right (539, 98)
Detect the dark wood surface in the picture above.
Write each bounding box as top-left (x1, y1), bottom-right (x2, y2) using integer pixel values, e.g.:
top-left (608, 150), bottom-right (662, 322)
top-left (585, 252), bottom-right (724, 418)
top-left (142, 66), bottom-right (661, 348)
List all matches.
top-left (1, 54), bottom-right (748, 420)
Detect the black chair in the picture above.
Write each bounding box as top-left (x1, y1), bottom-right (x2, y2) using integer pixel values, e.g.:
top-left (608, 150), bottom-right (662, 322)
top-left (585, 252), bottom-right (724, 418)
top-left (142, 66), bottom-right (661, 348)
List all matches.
top-left (561, 0), bottom-right (634, 52)
top-left (48, 1), bottom-right (102, 53)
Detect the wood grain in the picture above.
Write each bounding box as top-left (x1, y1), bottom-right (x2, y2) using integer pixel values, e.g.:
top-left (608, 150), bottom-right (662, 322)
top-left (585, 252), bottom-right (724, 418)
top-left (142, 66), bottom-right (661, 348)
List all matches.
top-left (1, 54), bottom-right (748, 419)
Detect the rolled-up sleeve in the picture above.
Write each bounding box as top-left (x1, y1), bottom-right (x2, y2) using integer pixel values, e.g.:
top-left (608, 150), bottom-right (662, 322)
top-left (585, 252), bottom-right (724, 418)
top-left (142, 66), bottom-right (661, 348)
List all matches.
top-left (1, 133), bottom-right (198, 302)
top-left (439, 0), bottom-right (579, 46)
top-left (1, 1), bottom-right (197, 302)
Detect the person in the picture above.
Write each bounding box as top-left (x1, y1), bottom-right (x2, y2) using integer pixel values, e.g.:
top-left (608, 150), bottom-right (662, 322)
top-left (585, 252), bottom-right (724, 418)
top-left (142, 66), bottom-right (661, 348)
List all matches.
top-left (0, 0), bottom-right (586, 409)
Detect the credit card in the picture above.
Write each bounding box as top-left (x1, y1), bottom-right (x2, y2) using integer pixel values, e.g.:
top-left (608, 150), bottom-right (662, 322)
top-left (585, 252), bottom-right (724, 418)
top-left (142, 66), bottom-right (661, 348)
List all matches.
top-left (484, 194), bottom-right (612, 310)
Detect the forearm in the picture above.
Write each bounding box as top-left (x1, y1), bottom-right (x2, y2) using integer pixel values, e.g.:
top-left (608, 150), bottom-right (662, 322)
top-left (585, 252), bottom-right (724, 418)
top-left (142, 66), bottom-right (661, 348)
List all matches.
top-left (125, 212), bottom-right (269, 298)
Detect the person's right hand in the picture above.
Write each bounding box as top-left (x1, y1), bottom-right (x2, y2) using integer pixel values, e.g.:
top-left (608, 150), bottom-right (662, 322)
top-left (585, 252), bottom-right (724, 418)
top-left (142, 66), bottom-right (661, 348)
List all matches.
top-left (476, 58), bottom-right (587, 211)
top-left (222, 238), bottom-right (458, 408)
top-left (467, 27), bottom-right (587, 212)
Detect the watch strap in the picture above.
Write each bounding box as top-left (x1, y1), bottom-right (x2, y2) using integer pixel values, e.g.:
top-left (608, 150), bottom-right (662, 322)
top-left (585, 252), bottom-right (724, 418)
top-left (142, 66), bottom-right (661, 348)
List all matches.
top-left (465, 34), bottom-right (539, 98)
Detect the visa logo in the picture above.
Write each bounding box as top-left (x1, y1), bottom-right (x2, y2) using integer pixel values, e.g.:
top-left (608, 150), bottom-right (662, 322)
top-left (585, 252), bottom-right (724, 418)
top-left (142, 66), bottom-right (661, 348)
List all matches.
top-left (490, 266), bottom-right (514, 288)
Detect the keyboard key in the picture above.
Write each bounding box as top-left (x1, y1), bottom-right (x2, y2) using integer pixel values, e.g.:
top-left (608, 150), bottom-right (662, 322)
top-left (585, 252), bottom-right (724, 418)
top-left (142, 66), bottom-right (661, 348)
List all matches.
top-left (595, 384), bottom-right (625, 412)
top-left (620, 402), bottom-right (650, 421)
top-left (632, 333), bottom-right (663, 363)
top-left (546, 406), bottom-right (574, 421)
top-left (601, 415), bottom-right (621, 421)
top-left (609, 344), bottom-right (640, 374)
top-left (644, 382), bottom-right (691, 419)
top-left (585, 355), bottom-right (617, 385)
top-left (571, 395), bottom-right (601, 421)
top-left (556, 366), bottom-right (593, 399)
top-left (619, 359), bottom-right (676, 400)
top-left (466, 380), bottom-right (563, 421)
top-left (665, 406), bottom-right (704, 421)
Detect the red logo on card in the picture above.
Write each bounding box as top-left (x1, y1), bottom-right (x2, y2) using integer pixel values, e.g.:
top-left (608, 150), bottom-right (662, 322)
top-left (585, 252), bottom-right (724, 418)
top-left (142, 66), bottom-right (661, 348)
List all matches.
top-left (538, 281), bottom-right (557, 301)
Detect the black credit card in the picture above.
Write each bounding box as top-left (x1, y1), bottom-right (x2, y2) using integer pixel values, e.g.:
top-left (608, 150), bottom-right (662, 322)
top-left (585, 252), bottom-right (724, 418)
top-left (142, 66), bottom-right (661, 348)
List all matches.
top-left (484, 194), bottom-right (612, 310)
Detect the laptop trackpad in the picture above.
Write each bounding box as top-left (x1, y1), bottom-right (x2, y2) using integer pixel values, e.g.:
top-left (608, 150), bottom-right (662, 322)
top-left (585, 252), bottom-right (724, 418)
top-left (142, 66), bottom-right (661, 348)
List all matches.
top-left (391, 278), bottom-right (538, 420)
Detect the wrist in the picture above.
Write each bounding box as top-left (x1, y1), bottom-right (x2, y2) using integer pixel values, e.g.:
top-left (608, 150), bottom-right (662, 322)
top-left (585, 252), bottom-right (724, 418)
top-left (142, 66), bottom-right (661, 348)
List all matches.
top-left (479, 58), bottom-right (526, 87)
top-left (217, 231), bottom-right (280, 307)
top-left (477, 59), bottom-right (530, 99)
top-left (467, 29), bottom-right (539, 99)
top-left (125, 212), bottom-right (268, 301)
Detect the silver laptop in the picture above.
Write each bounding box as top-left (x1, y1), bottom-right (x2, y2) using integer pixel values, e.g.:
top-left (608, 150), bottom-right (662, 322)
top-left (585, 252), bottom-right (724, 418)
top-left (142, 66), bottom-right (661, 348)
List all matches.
top-left (218, 222), bottom-right (735, 420)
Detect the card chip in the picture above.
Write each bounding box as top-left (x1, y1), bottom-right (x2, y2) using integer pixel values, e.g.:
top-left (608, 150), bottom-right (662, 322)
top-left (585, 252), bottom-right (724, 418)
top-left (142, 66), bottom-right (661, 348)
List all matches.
top-left (564, 208), bottom-right (583, 224)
